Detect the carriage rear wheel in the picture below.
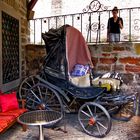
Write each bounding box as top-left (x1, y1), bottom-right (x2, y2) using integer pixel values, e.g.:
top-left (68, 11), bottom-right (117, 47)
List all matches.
top-left (78, 102), bottom-right (111, 138)
top-left (111, 99), bottom-right (136, 121)
top-left (19, 75), bottom-right (39, 99)
top-left (24, 83), bottom-right (63, 114)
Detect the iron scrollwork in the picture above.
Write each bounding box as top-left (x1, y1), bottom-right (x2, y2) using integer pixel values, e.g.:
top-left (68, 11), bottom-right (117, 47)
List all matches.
top-left (83, 0), bottom-right (110, 13)
top-left (134, 19), bottom-right (140, 31)
top-left (86, 22), bottom-right (105, 32)
top-left (85, 0), bottom-right (109, 34)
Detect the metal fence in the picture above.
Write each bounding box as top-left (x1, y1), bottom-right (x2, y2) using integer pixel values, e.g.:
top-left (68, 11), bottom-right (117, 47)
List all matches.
top-left (29, 6), bottom-right (140, 44)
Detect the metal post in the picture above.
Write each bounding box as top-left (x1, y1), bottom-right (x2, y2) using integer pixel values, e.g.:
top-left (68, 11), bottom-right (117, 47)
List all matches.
top-left (39, 125), bottom-right (44, 140)
top-left (64, 16), bottom-right (66, 25)
top-left (86, 13), bottom-right (91, 42)
top-left (34, 20), bottom-right (35, 44)
top-left (96, 12), bottom-right (101, 44)
top-left (41, 19), bottom-right (42, 45)
top-left (48, 18), bottom-right (50, 30)
top-left (81, 14), bottom-right (83, 33)
top-left (135, 92), bottom-right (140, 116)
top-left (129, 9), bottom-right (132, 42)
top-left (56, 17), bottom-right (58, 28)
top-left (72, 15), bottom-right (74, 26)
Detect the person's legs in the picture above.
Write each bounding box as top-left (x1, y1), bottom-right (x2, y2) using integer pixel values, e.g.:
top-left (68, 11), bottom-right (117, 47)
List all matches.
top-left (114, 33), bottom-right (120, 42)
top-left (109, 33), bottom-right (115, 42)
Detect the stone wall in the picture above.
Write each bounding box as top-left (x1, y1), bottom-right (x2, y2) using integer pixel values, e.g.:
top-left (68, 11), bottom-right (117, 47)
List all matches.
top-left (25, 43), bottom-right (140, 86)
top-left (0, 0), bottom-right (29, 91)
top-left (25, 45), bottom-right (46, 76)
top-left (89, 42), bottom-right (140, 90)
top-left (1, 0), bottom-right (29, 79)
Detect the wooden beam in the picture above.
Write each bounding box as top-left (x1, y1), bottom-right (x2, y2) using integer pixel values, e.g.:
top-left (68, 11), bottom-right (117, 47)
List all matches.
top-left (27, 0), bottom-right (38, 10)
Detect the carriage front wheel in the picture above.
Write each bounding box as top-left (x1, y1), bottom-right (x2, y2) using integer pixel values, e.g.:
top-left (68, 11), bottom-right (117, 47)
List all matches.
top-left (78, 102), bottom-right (111, 138)
top-left (21, 82), bottom-right (63, 115)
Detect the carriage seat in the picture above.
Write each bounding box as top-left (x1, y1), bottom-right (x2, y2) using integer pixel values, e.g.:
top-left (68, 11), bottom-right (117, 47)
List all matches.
top-left (70, 64), bottom-right (90, 87)
top-left (92, 77), bottom-right (121, 91)
top-left (70, 73), bottom-right (90, 87)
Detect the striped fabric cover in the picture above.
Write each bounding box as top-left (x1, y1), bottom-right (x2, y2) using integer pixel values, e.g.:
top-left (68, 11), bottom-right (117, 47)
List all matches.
top-left (0, 116), bottom-right (15, 133)
top-left (0, 109), bottom-right (27, 117)
top-left (0, 109), bottom-right (27, 133)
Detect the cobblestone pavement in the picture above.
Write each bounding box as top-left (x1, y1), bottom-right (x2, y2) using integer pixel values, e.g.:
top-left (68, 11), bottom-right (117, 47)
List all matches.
top-left (1, 114), bottom-right (140, 140)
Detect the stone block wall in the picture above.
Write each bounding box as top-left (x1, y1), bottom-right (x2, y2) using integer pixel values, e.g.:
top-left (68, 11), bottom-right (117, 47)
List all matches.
top-left (25, 45), bottom-right (46, 76)
top-left (89, 43), bottom-right (140, 88)
top-left (25, 43), bottom-right (140, 86)
top-left (1, 0), bottom-right (29, 79)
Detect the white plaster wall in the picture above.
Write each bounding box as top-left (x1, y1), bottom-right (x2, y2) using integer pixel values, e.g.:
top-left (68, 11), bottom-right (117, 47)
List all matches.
top-left (31, 0), bottom-right (140, 44)
top-left (33, 0), bottom-right (140, 17)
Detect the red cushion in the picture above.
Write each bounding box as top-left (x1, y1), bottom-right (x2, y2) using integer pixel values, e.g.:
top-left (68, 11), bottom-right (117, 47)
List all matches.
top-left (0, 91), bottom-right (3, 95)
top-left (0, 91), bottom-right (4, 111)
top-left (0, 120), bottom-right (9, 133)
top-left (0, 109), bottom-right (27, 117)
top-left (0, 91), bottom-right (19, 112)
top-left (0, 115), bottom-right (15, 122)
top-left (0, 117), bottom-right (16, 133)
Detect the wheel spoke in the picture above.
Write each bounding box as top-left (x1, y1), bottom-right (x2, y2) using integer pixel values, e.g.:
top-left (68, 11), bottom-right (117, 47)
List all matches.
top-left (81, 110), bottom-right (91, 118)
top-left (46, 94), bottom-right (56, 103)
top-left (30, 89), bottom-right (41, 102)
top-left (25, 81), bottom-right (32, 88)
top-left (26, 102), bottom-right (36, 110)
top-left (46, 104), bottom-right (61, 107)
top-left (85, 124), bottom-right (90, 129)
top-left (31, 76), bottom-right (36, 85)
top-left (108, 106), bottom-right (119, 113)
top-left (26, 97), bottom-right (40, 104)
top-left (97, 121), bottom-right (107, 130)
top-left (96, 123), bottom-right (102, 136)
top-left (94, 106), bottom-right (96, 114)
top-left (87, 105), bottom-right (94, 117)
top-left (37, 86), bottom-right (43, 100)
top-left (21, 87), bottom-right (29, 91)
top-left (80, 119), bottom-right (90, 121)
top-left (44, 88), bottom-right (48, 100)
top-left (126, 108), bottom-right (133, 113)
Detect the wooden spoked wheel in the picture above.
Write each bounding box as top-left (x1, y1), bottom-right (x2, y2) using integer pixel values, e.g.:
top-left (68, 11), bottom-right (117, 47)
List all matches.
top-left (78, 102), bottom-right (111, 138)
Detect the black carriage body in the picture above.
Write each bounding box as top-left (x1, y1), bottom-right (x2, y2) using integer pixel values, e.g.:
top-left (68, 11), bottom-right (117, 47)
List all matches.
top-left (42, 25), bottom-right (69, 94)
top-left (42, 25), bottom-right (68, 81)
top-left (42, 25), bottom-right (105, 100)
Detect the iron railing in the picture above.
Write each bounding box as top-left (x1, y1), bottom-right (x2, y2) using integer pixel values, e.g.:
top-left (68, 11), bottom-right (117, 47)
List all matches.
top-left (29, 5), bottom-right (140, 44)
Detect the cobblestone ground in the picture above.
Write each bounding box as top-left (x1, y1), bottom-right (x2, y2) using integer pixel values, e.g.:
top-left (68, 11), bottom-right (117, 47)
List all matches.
top-left (0, 114), bottom-right (140, 140)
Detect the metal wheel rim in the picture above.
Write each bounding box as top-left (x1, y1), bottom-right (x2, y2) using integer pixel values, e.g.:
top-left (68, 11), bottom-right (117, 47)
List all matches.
top-left (78, 102), bottom-right (111, 138)
top-left (25, 83), bottom-right (63, 114)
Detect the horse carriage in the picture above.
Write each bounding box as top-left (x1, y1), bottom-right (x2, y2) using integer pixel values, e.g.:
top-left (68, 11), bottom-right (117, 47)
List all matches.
top-left (19, 25), bottom-right (136, 138)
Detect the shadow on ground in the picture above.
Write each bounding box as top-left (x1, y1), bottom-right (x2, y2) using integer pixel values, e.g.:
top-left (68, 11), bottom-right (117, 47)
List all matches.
top-left (0, 114), bottom-right (140, 140)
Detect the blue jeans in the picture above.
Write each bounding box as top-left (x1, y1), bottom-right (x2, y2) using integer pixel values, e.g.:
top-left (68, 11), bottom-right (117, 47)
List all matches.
top-left (109, 33), bottom-right (120, 42)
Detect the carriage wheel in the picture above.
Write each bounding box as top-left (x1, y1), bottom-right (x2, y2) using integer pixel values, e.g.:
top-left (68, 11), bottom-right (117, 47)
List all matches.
top-left (111, 100), bottom-right (136, 121)
top-left (19, 75), bottom-right (40, 99)
top-left (78, 102), bottom-right (111, 138)
top-left (25, 83), bottom-right (63, 113)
